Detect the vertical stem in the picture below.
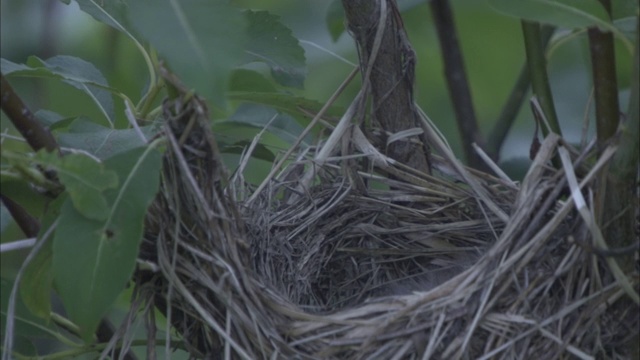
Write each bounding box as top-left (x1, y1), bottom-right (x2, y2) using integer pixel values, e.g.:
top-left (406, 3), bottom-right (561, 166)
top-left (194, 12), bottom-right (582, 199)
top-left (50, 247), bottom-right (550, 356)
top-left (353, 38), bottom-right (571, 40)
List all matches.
top-left (521, 21), bottom-right (562, 136)
top-left (342, 0), bottom-right (431, 174)
top-left (599, 13), bottom-right (638, 270)
top-left (430, 0), bottom-right (485, 169)
top-left (588, 0), bottom-right (620, 152)
top-left (487, 27), bottom-right (554, 159)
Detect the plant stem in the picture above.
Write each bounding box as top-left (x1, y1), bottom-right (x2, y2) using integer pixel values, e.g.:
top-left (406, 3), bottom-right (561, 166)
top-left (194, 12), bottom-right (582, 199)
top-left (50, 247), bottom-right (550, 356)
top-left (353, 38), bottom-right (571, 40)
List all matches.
top-left (601, 15), bottom-right (638, 268)
top-left (0, 194), bottom-right (40, 237)
top-left (487, 27), bottom-right (554, 160)
top-left (0, 73), bottom-right (58, 153)
top-left (521, 21), bottom-right (562, 136)
top-left (430, 0), bottom-right (485, 169)
top-left (588, 0), bottom-right (620, 152)
top-left (341, 0), bottom-right (432, 174)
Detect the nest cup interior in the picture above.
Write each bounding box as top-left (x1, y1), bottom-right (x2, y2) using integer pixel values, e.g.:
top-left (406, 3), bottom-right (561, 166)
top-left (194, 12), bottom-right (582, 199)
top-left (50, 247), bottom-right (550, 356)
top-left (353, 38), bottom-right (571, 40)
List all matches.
top-left (246, 162), bottom-right (514, 313)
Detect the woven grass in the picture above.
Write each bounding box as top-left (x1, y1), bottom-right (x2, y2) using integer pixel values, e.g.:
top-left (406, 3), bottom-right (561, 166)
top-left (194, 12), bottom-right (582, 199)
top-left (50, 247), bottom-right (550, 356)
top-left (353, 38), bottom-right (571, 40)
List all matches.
top-left (126, 87), bottom-right (639, 360)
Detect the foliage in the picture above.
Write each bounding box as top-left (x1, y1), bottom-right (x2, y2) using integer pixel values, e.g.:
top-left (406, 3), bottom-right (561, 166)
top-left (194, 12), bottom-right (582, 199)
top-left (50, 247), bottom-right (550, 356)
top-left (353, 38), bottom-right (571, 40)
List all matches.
top-left (0, 0), bottom-right (637, 358)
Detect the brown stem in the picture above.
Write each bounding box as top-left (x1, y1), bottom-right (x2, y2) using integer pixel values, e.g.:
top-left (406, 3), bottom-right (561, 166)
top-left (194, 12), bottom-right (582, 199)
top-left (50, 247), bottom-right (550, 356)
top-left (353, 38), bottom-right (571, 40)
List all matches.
top-left (588, 0), bottom-right (620, 152)
top-left (341, 0), bottom-right (431, 174)
top-left (0, 73), bottom-right (58, 153)
top-left (429, 0), bottom-right (485, 169)
top-left (0, 194), bottom-right (40, 238)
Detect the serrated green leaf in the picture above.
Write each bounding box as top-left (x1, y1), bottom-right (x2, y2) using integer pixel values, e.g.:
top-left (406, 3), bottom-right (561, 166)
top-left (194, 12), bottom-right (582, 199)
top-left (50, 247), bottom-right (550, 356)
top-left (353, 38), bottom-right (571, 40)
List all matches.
top-left (53, 146), bottom-right (162, 341)
top-left (56, 117), bottom-right (158, 159)
top-left (243, 10), bottom-right (306, 88)
top-left (3, 56), bottom-right (116, 126)
top-left (128, 0), bottom-right (247, 107)
top-left (0, 58), bottom-right (31, 73)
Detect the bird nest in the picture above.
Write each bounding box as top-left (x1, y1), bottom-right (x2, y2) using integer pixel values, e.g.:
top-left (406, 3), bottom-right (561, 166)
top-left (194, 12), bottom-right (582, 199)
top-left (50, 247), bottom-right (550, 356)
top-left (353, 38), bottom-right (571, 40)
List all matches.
top-left (128, 91), bottom-right (639, 360)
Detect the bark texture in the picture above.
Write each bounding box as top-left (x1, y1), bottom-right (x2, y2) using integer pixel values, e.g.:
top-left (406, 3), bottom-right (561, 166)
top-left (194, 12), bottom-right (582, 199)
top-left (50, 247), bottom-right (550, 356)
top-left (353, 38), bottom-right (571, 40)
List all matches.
top-left (342, 0), bottom-right (431, 173)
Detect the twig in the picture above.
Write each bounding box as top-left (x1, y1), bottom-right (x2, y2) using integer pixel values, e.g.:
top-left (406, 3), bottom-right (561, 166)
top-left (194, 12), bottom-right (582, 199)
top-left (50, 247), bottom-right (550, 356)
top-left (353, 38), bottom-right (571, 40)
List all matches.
top-left (521, 21), bottom-right (562, 136)
top-left (588, 0), bottom-right (620, 152)
top-left (0, 73), bottom-right (58, 152)
top-left (430, 0), bottom-right (484, 169)
top-left (0, 194), bottom-right (41, 237)
top-left (487, 28), bottom-right (554, 159)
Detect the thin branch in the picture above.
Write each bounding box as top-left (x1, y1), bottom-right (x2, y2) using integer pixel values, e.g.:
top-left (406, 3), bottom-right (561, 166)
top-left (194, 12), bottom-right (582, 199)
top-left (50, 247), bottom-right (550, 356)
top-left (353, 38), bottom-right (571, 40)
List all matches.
top-left (0, 194), bottom-right (40, 238)
top-left (521, 21), bottom-right (562, 136)
top-left (430, 0), bottom-right (485, 169)
top-left (487, 27), bottom-right (554, 159)
top-left (588, 0), bottom-right (620, 152)
top-left (0, 73), bottom-right (58, 153)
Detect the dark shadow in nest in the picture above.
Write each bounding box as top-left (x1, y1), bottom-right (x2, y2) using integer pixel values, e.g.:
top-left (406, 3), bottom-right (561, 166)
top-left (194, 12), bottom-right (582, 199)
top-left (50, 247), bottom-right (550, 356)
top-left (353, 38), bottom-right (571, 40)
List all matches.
top-left (245, 163), bottom-right (509, 314)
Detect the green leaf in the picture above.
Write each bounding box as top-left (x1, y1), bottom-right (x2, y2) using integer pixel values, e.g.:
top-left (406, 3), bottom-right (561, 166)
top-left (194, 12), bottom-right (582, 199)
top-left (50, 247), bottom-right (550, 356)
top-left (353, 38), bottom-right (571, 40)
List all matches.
top-left (35, 110), bottom-right (65, 128)
top-left (20, 196), bottom-right (66, 320)
top-left (3, 56), bottom-right (116, 126)
top-left (65, 0), bottom-right (156, 101)
top-left (0, 58), bottom-right (31, 73)
top-left (326, 1), bottom-right (346, 42)
top-left (53, 146), bottom-right (162, 341)
top-left (243, 10), bottom-right (306, 88)
top-left (228, 103), bottom-right (312, 145)
top-left (229, 69), bottom-right (277, 93)
top-left (66, 0), bottom-right (130, 34)
top-left (128, 0), bottom-right (247, 107)
top-left (56, 117), bottom-right (158, 159)
top-left (488, 0), bottom-right (611, 30)
top-left (36, 152), bottom-right (119, 221)
top-left (2, 279), bottom-right (56, 341)
top-left (228, 91), bottom-right (345, 121)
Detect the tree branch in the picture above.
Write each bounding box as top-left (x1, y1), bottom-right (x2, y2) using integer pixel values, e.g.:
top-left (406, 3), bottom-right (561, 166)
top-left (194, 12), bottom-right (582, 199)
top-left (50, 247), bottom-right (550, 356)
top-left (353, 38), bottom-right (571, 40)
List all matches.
top-left (341, 0), bottom-right (431, 174)
top-left (0, 194), bottom-right (40, 238)
top-left (0, 73), bottom-right (58, 153)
